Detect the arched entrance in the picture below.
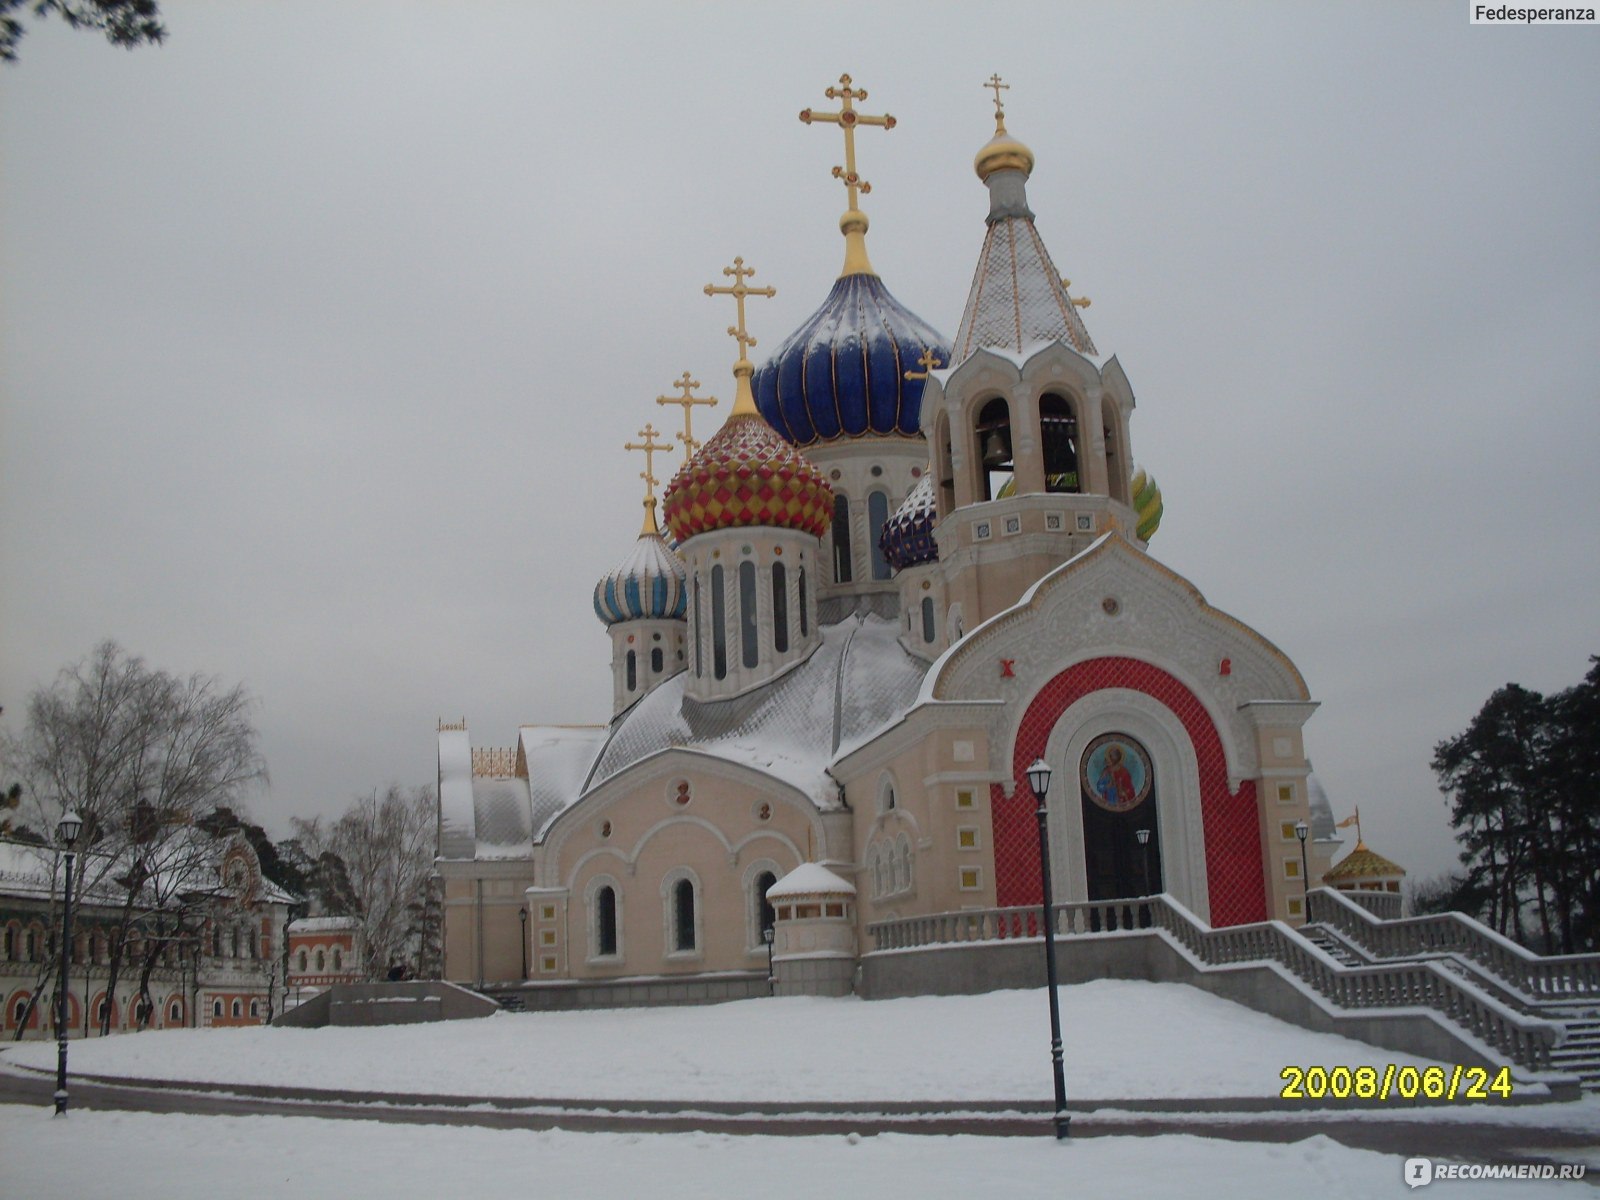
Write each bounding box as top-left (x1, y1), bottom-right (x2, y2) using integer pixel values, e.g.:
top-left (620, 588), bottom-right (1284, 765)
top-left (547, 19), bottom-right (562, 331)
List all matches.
top-left (1079, 733), bottom-right (1163, 901)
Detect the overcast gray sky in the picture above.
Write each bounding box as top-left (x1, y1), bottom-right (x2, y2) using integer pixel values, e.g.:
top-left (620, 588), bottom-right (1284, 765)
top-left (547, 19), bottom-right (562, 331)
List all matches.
top-left (3, 2), bottom-right (1596, 889)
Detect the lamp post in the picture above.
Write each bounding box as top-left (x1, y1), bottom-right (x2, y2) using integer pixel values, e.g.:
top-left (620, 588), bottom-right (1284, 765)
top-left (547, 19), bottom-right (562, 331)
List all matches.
top-left (53, 808), bottom-right (83, 1117)
top-left (518, 906), bottom-right (529, 980)
top-left (1025, 758), bottom-right (1070, 1140)
top-left (763, 925), bottom-right (775, 996)
top-left (1134, 828), bottom-right (1152, 928)
top-left (1294, 819), bottom-right (1310, 922)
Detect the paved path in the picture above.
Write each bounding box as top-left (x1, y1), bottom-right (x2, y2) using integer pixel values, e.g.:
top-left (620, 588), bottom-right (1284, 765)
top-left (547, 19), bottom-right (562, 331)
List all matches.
top-left (1, 1063), bottom-right (1594, 1178)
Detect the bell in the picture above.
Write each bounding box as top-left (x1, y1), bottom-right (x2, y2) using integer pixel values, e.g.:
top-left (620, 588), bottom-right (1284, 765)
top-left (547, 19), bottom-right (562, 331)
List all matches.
top-left (982, 430), bottom-right (1010, 470)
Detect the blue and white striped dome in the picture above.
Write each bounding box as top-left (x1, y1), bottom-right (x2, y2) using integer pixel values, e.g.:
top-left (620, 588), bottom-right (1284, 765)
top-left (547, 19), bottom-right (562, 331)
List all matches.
top-left (753, 273), bottom-right (948, 447)
top-left (880, 473), bottom-right (939, 570)
top-left (593, 529), bottom-right (687, 626)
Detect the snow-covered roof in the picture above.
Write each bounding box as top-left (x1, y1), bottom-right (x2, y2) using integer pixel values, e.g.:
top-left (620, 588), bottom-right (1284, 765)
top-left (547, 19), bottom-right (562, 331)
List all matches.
top-left (585, 612), bottom-right (929, 808)
top-left (287, 916), bottom-right (361, 934)
top-left (438, 725), bottom-right (608, 859)
top-left (766, 862), bottom-right (854, 898)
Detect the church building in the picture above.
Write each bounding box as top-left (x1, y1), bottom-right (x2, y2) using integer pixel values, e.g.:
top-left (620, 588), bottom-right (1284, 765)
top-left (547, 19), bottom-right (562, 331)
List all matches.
top-left (435, 76), bottom-right (1338, 998)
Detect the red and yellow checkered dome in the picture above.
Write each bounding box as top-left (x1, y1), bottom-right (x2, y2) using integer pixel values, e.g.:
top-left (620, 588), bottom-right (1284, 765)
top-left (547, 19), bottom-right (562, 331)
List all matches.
top-left (662, 411), bottom-right (832, 543)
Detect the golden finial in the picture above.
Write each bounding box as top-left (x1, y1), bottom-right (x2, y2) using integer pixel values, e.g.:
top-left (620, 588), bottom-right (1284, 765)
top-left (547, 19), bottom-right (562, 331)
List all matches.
top-left (655, 371), bottom-right (719, 459)
top-left (975, 73), bottom-right (1034, 180)
top-left (704, 256), bottom-right (776, 416)
top-left (903, 346), bottom-right (944, 381)
top-left (984, 73), bottom-right (1010, 125)
top-left (800, 73), bottom-right (896, 277)
top-left (624, 422), bottom-right (674, 534)
top-left (1061, 277), bottom-right (1092, 309)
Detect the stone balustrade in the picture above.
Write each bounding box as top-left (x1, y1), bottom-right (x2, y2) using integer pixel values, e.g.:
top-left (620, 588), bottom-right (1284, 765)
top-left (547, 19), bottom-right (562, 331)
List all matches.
top-left (867, 894), bottom-right (1560, 1071)
top-left (1307, 887), bottom-right (1600, 1001)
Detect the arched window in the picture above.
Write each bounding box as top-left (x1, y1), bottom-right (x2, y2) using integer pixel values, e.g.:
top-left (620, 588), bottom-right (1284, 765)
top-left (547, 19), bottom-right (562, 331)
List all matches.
top-left (212, 999), bottom-right (223, 1018)
top-left (921, 596), bottom-right (936, 644)
top-left (246, 928), bottom-right (257, 959)
top-left (596, 886), bottom-right (618, 957)
top-left (711, 564), bottom-right (728, 680)
top-left (935, 411), bottom-right (955, 516)
top-left (878, 776), bottom-right (897, 813)
top-left (231, 999), bottom-right (242, 1019)
top-left (169, 999), bottom-right (182, 1024)
top-left (626, 649), bottom-right (637, 692)
top-left (651, 647), bottom-right (663, 673)
top-left (1040, 394), bottom-right (1080, 492)
top-left (211, 926), bottom-right (223, 957)
top-left (332, 948), bottom-right (342, 971)
top-left (249, 1000), bottom-right (259, 1018)
top-left (871, 847), bottom-right (887, 899)
top-left (798, 568), bottom-right (809, 636)
top-left (3, 926), bottom-right (13, 960)
top-left (692, 577), bottom-right (703, 678)
top-left (753, 871), bottom-right (777, 943)
top-left (671, 877), bottom-right (697, 953)
top-left (771, 562), bottom-right (788, 654)
top-left (831, 494), bottom-right (853, 582)
top-left (868, 491), bottom-right (891, 579)
top-left (26, 929), bottom-right (37, 962)
top-left (316, 950), bottom-right (326, 973)
top-left (896, 834), bottom-right (915, 892)
top-left (231, 927), bottom-right (240, 958)
top-left (296, 949), bottom-right (307, 972)
top-left (975, 397), bottom-right (1012, 501)
top-left (739, 560), bottom-right (759, 669)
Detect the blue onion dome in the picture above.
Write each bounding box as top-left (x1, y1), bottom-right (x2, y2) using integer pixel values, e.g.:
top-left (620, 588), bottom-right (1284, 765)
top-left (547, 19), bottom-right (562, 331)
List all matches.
top-left (593, 515), bottom-right (688, 626)
top-left (879, 472), bottom-right (938, 570)
top-left (752, 273), bottom-right (949, 446)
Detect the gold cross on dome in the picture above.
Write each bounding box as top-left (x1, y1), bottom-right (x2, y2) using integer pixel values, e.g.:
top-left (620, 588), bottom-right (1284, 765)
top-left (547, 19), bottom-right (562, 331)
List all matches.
top-left (800, 73), bottom-right (897, 211)
top-left (624, 422), bottom-right (674, 513)
top-left (655, 371), bottom-right (719, 458)
top-left (903, 346), bottom-right (944, 381)
top-left (704, 256), bottom-right (776, 368)
top-left (984, 73), bottom-right (1010, 122)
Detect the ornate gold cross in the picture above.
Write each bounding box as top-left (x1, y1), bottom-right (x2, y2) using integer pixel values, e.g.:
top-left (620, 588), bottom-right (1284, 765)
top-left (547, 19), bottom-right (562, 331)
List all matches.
top-left (903, 346), bottom-right (945, 381)
top-left (800, 73), bottom-right (896, 211)
top-left (704, 256), bottom-right (776, 368)
top-left (624, 423), bottom-right (674, 517)
top-left (655, 371), bottom-right (719, 458)
top-left (984, 73), bottom-right (1010, 121)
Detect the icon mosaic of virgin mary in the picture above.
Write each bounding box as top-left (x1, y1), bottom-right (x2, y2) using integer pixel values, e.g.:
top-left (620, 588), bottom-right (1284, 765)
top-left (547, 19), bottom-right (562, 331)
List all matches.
top-left (1080, 734), bottom-right (1153, 813)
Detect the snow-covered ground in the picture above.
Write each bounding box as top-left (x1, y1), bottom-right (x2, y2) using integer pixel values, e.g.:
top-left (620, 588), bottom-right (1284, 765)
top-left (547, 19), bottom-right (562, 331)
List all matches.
top-left (0, 1111), bottom-right (1575, 1200)
top-left (3, 981), bottom-right (1454, 1101)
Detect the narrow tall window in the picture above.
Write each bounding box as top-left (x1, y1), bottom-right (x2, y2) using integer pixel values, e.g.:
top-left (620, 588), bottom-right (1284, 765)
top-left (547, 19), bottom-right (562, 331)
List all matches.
top-left (711, 565), bottom-right (727, 680)
top-left (921, 596), bottom-right (936, 643)
top-left (868, 490), bottom-right (891, 579)
top-left (693, 578), bottom-right (703, 678)
top-left (831, 494), bottom-right (853, 582)
top-left (976, 397), bottom-right (1013, 501)
top-left (332, 948), bottom-right (342, 971)
top-left (739, 560), bottom-right (759, 669)
top-left (771, 562), bottom-right (789, 653)
top-left (651, 647), bottom-right (663, 673)
top-left (798, 568), bottom-right (809, 636)
top-left (597, 886), bottom-right (618, 956)
top-left (626, 649), bottom-right (637, 692)
top-left (673, 878), bottom-right (696, 952)
top-left (1040, 394), bottom-right (1079, 493)
top-left (316, 950), bottom-right (325, 972)
top-left (754, 871), bottom-right (777, 942)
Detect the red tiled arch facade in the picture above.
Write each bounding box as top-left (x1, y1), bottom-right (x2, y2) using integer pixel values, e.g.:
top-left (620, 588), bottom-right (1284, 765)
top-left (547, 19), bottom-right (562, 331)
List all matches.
top-left (992, 655), bottom-right (1267, 927)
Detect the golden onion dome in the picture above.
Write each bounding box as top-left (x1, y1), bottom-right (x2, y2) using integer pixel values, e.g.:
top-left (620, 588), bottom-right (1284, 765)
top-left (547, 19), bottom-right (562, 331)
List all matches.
top-left (975, 117), bottom-right (1035, 181)
top-left (1131, 466), bottom-right (1164, 542)
top-left (662, 412), bottom-right (833, 543)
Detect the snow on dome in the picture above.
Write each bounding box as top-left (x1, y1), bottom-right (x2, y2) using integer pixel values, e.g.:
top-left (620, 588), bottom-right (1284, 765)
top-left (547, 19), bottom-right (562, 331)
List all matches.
top-left (593, 527), bottom-right (687, 626)
top-left (767, 861), bottom-right (855, 898)
top-left (752, 273), bottom-right (948, 447)
top-left (879, 473), bottom-right (938, 571)
top-left (661, 413), bottom-right (832, 543)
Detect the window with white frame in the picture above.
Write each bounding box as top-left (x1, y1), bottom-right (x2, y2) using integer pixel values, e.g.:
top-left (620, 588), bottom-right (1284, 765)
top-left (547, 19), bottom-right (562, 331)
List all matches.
top-left (662, 870), bottom-right (702, 957)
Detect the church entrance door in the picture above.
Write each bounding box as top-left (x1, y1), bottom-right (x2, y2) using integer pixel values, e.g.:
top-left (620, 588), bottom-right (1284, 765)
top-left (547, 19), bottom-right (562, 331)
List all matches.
top-left (1079, 733), bottom-right (1163, 923)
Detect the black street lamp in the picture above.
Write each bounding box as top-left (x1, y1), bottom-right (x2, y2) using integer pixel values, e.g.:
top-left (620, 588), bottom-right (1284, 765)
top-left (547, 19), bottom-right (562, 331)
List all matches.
top-left (1025, 758), bottom-right (1070, 1140)
top-left (1294, 819), bottom-right (1311, 921)
top-left (53, 808), bottom-right (83, 1117)
top-left (518, 906), bottom-right (529, 980)
top-left (762, 925), bottom-right (775, 996)
top-left (1134, 828), bottom-right (1152, 895)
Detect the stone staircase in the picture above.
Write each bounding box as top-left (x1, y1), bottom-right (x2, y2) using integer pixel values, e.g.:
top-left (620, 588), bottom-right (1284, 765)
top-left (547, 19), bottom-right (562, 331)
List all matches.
top-left (1303, 889), bottom-right (1600, 1093)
